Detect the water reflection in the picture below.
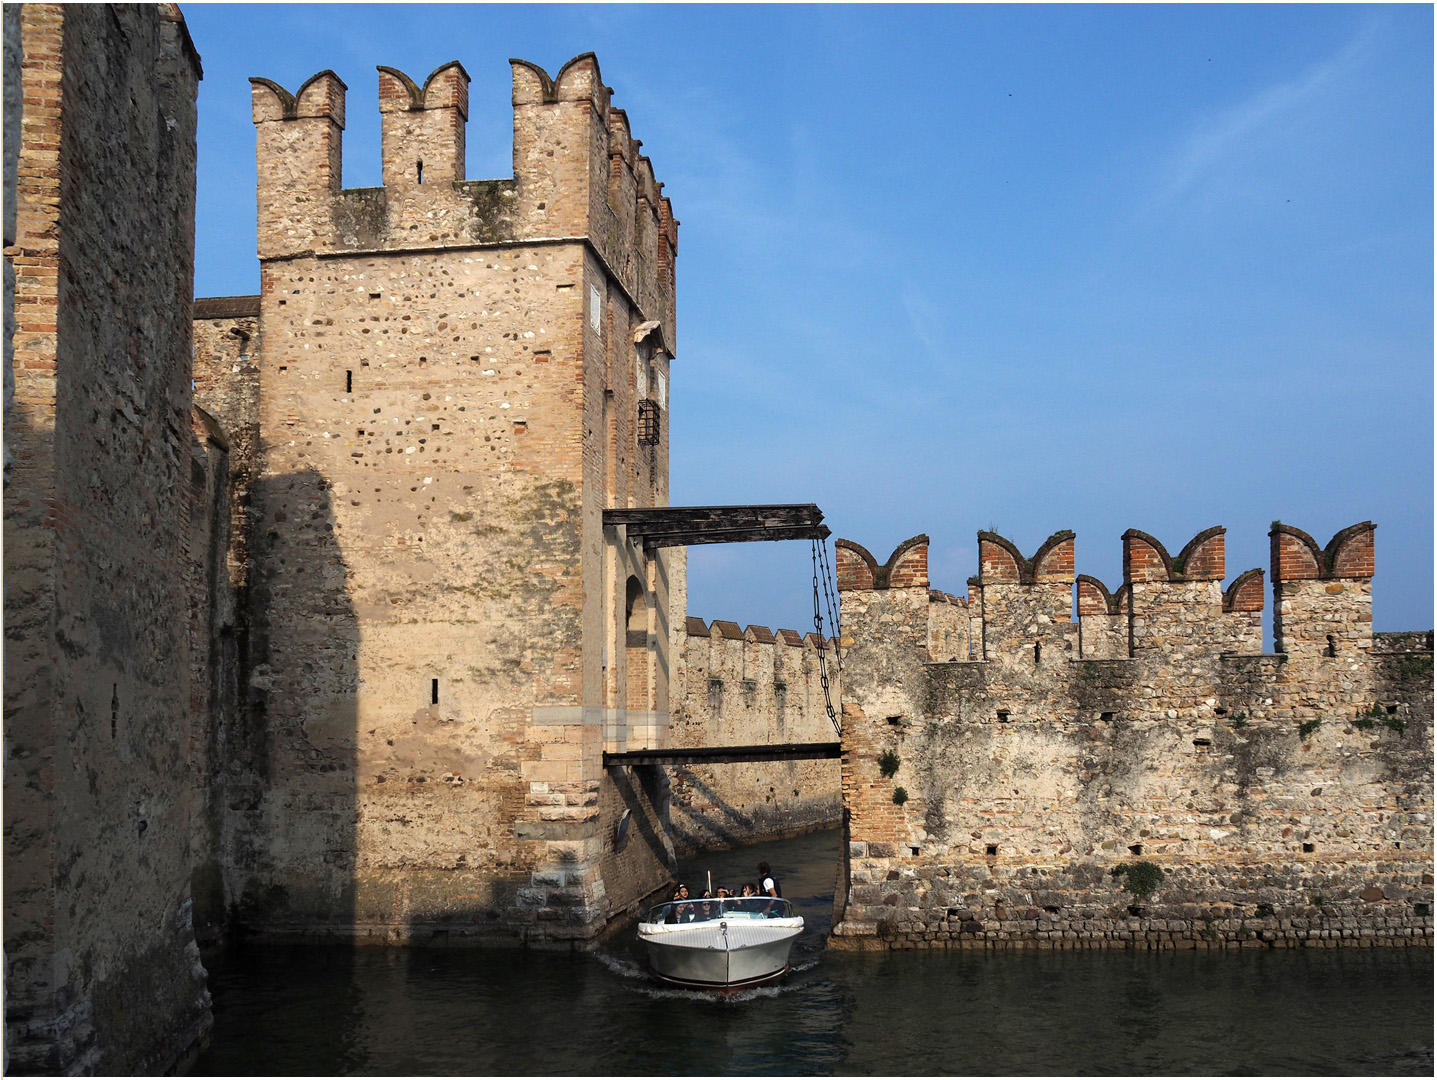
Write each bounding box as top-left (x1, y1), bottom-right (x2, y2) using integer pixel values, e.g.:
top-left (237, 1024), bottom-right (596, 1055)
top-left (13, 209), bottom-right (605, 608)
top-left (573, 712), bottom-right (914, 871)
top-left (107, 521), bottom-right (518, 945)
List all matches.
top-left (197, 829), bottom-right (1433, 1076)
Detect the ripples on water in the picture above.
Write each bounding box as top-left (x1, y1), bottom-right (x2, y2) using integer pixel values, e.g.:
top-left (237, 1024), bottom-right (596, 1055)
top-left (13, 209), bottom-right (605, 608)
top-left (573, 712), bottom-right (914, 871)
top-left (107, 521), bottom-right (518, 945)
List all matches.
top-left (197, 829), bottom-right (1433, 1076)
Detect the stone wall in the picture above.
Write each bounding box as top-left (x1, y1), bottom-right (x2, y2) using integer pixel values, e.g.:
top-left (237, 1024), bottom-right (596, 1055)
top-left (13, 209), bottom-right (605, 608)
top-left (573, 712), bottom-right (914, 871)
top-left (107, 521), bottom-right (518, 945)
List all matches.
top-left (195, 52), bottom-right (681, 946)
top-left (3, 4), bottom-right (214, 1072)
top-left (831, 525), bottom-right (1434, 951)
top-left (667, 616), bottom-right (842, 855)
top-left (189, 300), bottom-right (258, 947)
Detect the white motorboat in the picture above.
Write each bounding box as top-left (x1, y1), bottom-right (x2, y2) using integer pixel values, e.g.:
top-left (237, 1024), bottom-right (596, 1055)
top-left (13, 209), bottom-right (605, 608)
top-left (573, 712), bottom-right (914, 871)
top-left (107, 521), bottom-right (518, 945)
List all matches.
top-left (637, 897), bottom-right (804, 989)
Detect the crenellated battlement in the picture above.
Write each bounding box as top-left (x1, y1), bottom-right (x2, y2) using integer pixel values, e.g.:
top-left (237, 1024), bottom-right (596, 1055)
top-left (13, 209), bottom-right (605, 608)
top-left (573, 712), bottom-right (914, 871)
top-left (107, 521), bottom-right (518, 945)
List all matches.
top-left (249, 53), bottom-right (677, 340)
top-left (683, 617), bottom-right (835, 653)
top-left (837, 521), bottom-right (1391, 665)
top-left (835, 535), bottom-right (929, 591)
top-left (1118, 526), bottom-right (1263, 658)
top-left (1122, 525), bottom-right (1227, 582)
top-left (979, 529), bottom-right (1074, 584)
top-left (1271, 521), bottom-right (1376, 659)
top-left (832, 520), bottom-right (1431, 952)
top-left (376, 62), bottom-right (469, 190)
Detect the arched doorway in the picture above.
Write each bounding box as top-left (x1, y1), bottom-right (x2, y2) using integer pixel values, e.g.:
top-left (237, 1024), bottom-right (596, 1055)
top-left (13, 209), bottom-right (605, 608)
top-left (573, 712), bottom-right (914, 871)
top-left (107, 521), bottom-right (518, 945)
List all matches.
top-left (624, 575), bottom-right (649, 713)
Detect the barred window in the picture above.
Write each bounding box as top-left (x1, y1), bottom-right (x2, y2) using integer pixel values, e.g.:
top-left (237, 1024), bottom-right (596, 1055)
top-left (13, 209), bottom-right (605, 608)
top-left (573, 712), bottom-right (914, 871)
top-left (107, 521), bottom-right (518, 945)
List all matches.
top-left (637, 398), bottom-right (660, 445)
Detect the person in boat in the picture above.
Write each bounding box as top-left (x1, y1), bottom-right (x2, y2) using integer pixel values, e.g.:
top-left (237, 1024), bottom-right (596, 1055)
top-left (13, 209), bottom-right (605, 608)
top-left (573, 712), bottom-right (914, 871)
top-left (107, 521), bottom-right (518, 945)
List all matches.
top-left (758, 862), bottom-right (782, 917)
top-left (731, 883), bottom-right (760, 914)
top-left (665, 883), bottom-right (694, 923)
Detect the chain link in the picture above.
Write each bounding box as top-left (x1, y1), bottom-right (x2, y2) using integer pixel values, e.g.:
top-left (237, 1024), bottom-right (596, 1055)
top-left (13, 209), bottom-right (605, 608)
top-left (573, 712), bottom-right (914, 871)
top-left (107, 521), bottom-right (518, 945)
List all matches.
top-left (812, 538), bottom-right (842, 736)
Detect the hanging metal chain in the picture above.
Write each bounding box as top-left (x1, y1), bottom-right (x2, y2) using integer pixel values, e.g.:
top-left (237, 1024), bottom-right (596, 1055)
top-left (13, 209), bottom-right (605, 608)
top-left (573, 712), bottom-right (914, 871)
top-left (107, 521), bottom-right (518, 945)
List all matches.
top-left (812, 537), bottom-right (842, 736)
top-left (817, 535), bottom-right (841, 673)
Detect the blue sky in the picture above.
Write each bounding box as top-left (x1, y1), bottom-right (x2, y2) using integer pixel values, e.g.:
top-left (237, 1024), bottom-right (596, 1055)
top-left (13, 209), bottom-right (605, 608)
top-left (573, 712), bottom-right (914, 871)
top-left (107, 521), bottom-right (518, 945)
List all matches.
top-left (184, 3), bottom-right (1433, 641)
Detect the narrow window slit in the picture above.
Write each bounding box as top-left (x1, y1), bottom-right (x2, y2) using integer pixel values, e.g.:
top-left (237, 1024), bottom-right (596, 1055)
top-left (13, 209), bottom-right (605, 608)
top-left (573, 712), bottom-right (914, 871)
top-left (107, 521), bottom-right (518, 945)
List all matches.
top-left (431, 679), bottom-right (439, 705)
top-left (345, 370), bottom-right (352, 393)
top-left (417, 160), bottom-right (424, 184)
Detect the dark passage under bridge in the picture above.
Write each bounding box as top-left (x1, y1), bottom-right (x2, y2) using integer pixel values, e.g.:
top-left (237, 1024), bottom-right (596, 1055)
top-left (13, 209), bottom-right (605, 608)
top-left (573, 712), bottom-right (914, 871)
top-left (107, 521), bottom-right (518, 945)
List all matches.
top-left (604, 502), bottom-right (841, 769)
top-left (604, 742), bottom-right (842, 767)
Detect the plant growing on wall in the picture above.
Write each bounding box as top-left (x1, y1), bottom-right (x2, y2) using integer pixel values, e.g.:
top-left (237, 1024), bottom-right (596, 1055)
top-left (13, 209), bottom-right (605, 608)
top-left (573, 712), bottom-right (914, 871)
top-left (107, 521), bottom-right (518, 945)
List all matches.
top-left (1397, 653), bottom-right (1431, 682)
top-left (1112, 860), bottom-right (1164, 901)
top-left (878, 750), bottom-right (900, 778)
top-left (1298, 717), bottom-right (1322, 739)
top-left (892, 787), bottom-right (909, 806)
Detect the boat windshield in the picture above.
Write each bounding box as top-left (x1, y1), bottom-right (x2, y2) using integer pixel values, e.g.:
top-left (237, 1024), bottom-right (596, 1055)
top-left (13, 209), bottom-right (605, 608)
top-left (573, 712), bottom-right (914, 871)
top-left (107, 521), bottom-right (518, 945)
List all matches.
top-left (645, 897), bottom-right (794, 924)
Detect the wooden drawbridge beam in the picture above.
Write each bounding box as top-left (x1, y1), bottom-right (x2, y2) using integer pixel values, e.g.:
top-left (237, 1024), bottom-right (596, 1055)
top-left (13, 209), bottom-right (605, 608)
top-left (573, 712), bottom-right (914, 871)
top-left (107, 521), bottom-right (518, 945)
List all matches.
top-left (603, 504), bottom-right (829, 548)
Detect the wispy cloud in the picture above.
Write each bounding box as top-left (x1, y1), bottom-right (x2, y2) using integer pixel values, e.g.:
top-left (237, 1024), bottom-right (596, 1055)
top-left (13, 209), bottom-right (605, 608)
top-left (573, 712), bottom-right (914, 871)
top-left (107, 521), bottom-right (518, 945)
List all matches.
top-left (901, 287), bottom-right (949, 362)
top-left (1144, 21), bottom-right (1378, 210)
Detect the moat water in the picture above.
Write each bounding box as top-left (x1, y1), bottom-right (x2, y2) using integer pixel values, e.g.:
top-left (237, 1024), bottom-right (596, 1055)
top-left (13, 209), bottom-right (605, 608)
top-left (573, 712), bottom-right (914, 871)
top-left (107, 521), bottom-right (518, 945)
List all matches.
top-left (195, 829), bottom-right (1433, 1076)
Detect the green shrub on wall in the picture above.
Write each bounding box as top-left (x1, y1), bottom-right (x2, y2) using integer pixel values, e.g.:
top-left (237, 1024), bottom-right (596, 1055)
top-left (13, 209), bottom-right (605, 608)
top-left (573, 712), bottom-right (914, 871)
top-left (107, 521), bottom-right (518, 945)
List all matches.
top-left (1112, 861), bottom-right (1164, 900)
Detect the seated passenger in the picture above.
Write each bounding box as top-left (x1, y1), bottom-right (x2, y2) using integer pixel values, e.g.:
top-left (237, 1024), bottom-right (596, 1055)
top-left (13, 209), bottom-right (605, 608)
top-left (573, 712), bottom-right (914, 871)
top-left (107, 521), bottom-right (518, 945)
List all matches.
top-left (669, 883), bottom-right (694, 922)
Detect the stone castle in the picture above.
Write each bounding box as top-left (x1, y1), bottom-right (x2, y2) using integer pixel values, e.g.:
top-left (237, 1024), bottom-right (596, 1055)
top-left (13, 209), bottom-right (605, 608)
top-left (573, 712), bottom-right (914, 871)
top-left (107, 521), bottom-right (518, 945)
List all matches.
top-left (830, 528), bottom-right (1432, 950)
top-left (3, 5), bottom-right (1429, 1073)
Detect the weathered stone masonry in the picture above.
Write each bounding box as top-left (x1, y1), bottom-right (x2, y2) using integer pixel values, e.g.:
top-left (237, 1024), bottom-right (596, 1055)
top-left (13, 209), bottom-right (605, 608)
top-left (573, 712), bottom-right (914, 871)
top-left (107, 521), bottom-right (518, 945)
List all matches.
top-left (831, 525), bottom-right (1433, 950)
top-left (6, 9), bottom-right (1429, 1073)
top-left (192, 52), bottom-right (682, 946)
top-left (667, 617), bottom-right (842, 855)
top-left (3, 4), bottom-right (216, 1072)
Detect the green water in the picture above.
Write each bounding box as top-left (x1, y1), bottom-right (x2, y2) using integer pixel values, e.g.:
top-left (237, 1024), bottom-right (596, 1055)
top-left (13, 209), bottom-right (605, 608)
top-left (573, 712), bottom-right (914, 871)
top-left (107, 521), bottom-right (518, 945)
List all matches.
top-left (195, 829), bottom-right (1433, 1075)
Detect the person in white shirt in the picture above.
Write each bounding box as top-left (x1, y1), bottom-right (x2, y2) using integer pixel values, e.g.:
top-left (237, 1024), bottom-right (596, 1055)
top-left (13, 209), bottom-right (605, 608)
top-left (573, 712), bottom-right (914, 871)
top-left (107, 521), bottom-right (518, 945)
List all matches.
top-left (758, 861), bottom-right (781, 915)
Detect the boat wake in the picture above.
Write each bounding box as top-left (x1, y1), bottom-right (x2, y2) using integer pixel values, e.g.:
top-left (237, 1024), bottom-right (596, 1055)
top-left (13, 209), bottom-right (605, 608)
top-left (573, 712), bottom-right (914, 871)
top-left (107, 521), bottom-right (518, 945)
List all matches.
top-left (620, 978), bottom-right (803, 1005)
top-left (595, 947), bottom-right (824, 1004)
top-left (592, 949), bottom-right (649, 980)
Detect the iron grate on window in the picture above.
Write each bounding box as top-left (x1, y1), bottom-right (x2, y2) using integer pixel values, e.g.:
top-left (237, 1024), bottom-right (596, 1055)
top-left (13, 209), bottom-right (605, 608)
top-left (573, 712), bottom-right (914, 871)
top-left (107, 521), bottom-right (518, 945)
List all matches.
top-left (637, 398), bottom-right (660, 445)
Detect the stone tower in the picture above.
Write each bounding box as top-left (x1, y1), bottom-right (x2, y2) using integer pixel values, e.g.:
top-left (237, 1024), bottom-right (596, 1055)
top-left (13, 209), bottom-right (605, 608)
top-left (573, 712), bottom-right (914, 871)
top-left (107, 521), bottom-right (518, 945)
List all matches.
top-left (203, 54), bottom-right (681, 943)
top-left (4, 4), bottom-right (215, 1071)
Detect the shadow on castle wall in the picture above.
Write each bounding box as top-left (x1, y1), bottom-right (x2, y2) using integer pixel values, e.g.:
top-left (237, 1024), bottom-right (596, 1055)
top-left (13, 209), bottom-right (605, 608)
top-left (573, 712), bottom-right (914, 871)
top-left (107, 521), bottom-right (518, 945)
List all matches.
top-left (224, 466), bottom-right (361, 941)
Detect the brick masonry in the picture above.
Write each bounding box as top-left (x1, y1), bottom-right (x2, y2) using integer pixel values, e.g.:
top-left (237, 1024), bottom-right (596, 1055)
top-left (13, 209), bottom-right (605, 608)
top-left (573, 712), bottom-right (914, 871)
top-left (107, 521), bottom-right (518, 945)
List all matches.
top-left (192, 51), bottom-right (681, 946)
top-left (831, 526), bottom-right (1433, 951)
top-left (2, 5), bottom-right (214, 1072)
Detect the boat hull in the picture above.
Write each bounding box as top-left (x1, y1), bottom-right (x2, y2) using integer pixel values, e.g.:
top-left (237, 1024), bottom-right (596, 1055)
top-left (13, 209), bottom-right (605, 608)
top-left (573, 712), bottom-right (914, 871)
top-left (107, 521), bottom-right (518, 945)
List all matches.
top-left (638, 917), bottom-right (803, 989)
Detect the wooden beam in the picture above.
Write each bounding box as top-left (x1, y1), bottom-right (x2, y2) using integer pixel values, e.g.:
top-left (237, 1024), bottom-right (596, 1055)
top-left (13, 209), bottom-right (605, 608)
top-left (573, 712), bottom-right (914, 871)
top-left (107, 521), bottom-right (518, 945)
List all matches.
top-left (603, 742), bottom-right (842, 767)
top-left (603, 504), bottom-right (828, 548)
